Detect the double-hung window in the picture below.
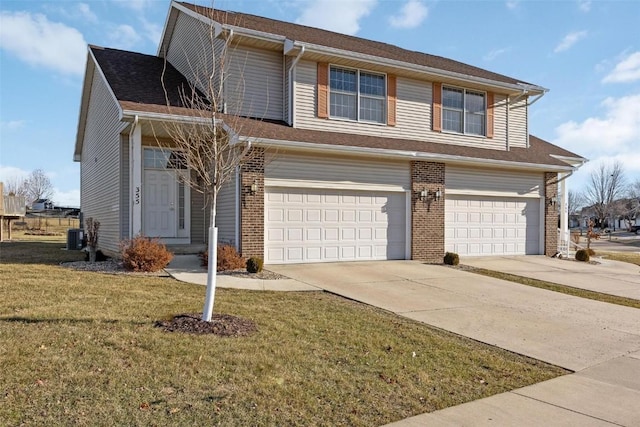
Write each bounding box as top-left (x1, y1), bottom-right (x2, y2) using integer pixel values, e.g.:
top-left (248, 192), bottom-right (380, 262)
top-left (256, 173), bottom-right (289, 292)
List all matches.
top-left (329, 66), bottom-right (386, 123)
top-left (442, 86), bottom-right (486, 136)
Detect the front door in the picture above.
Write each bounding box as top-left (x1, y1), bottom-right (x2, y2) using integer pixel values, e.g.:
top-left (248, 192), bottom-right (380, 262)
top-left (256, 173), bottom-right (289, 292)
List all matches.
top-left (143, 169), bottom-right (177, 238)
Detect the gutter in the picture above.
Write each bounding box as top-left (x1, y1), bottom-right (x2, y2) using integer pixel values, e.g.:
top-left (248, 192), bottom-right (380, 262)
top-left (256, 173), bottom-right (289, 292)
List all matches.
top-left (240, 136), bottom-right (575, 173)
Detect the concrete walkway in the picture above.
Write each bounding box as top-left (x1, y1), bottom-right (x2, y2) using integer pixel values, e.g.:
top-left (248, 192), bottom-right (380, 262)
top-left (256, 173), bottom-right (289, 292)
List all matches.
top-left (461, 255), bottom-right (640, 300)
top-left (167, 257), bottom-right (640, 425)
top-left (165, 255), bottom-right (320, 291)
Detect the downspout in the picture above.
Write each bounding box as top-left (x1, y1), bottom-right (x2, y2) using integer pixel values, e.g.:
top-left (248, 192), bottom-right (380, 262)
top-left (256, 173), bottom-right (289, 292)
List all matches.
top-left (221, 29), bottom-right (234, 114)
top-left (288, 45), bottom-right (305, 126)
top-left (505, 95), bottom-right (510, 151)
top-left (129, 114), bottom-right (139, 238)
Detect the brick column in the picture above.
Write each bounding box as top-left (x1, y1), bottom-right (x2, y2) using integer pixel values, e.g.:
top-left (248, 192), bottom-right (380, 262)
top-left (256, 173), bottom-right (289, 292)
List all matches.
top-left (544, 172), bottom-right (558, 256)
top-left (240, 147), bottom-right (265, 259)
top-left (411, 161), bottom-right (445, 263)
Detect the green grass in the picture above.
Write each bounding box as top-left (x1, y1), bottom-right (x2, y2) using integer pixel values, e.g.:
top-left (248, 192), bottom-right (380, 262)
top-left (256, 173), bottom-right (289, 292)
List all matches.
top-left (0, 241), bottom-right (567, 426)
top-left (462, 266), bottom-right (640, 309)
top-left (599, 251), bottom-right (640, 267)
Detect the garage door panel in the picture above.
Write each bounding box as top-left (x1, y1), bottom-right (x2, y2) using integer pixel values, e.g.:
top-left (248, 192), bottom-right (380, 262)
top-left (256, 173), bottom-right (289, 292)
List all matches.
top-left (446, 195), bottom-right (540, 256)
top-left (266, 188), bottom-right (407, 264)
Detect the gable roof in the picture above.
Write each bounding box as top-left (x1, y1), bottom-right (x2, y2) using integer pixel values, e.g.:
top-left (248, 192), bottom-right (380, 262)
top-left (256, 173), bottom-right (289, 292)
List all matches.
top-left (88, 46), bottom-right (582, 172)
top-left (174, 1), bottom-right (544, 92)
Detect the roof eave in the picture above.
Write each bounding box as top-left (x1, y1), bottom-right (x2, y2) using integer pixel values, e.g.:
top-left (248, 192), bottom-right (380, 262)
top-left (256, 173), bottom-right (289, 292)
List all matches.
top-left (239, 136), bottom-right (573, 172)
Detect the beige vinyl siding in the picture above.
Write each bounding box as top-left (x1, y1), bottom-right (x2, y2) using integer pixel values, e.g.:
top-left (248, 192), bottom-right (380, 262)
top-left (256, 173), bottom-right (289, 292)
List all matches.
top-left (445, 165), bottom-right (543, 198)
top-left (216, 173), bottom-right (237, 245)
top-left (265, 152), bottom-right (410, 190)
top-left (120, 135), bottom-right (130, 240)
top-left (294, 60), bottom-right (508, 150)
top-left (80, 67), bottom-right (127, 254)
top-left (508, 97), bottom-right (528, 148)
top-left (225, 45), bottom-right (283, 120)
top-left (166, 11), bottom-right (223, 98)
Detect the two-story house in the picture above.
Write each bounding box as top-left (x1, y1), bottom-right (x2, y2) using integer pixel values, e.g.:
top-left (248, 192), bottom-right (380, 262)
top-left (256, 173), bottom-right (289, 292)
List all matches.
top-left (74, 1), bottom-right (585, 263)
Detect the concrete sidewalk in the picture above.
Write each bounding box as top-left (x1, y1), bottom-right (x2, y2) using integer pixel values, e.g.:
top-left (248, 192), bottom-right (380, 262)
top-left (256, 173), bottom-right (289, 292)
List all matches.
top-left (461, 255), bottom-right (640, 300)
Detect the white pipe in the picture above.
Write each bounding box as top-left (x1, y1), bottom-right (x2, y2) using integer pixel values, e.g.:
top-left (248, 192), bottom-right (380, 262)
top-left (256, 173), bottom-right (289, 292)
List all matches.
top-left (506, 95), bottom-right (510, 151)
top-left (129, 114), bottom-right (139, 238)
top-left (288, 45), bottom-right (305, 126)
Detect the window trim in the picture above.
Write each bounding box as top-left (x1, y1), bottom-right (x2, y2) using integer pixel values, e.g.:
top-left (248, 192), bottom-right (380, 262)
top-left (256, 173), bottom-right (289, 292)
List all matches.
top-left (441, 85), bottom-right (487, 137)
top-left (328, 64), bottom-right (388, 125)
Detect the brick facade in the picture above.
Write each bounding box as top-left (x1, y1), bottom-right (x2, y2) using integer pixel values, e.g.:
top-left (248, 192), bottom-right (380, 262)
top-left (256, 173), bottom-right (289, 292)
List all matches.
top-left (411, 161), bottom-right (445, 262)
top-left (240, 147), bottom-right (265, 259)
top-left (544, 172), bottom-right (558, 256)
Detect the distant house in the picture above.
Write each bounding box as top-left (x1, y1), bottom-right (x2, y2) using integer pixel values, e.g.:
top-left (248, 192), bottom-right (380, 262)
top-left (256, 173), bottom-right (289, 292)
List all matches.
top-left (74, 1), bottom-right (586, 261)
top-left (31, 199), bottom-right (54, 211)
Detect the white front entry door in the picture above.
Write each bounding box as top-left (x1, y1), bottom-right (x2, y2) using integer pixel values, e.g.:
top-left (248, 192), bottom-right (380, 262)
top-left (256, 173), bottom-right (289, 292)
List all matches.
top-left (265, 188), bottom-right (407, 264)
top-left (144, 170), bottom-right (176, 238)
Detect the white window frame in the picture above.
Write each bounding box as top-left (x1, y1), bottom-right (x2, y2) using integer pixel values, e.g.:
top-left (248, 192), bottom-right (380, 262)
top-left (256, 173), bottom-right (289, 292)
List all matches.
top-left (442, 85), bottom-right (487, 137)
top-left (329, 65), bottom-right (387, 124)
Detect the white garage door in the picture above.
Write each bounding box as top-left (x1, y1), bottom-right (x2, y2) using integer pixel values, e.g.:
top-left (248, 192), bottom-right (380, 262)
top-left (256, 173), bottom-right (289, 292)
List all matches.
top-left (445, 196), bottom-right (541, 256)
top-left (265, 188), bottom-right (407, 264)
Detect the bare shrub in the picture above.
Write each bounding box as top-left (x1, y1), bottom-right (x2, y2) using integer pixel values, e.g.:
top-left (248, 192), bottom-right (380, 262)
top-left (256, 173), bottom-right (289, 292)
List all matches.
top-left (121, 236), bottom-right (173, 272)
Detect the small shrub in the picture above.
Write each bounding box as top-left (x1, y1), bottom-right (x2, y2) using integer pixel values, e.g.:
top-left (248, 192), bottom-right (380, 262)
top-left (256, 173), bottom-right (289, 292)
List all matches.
top-left (246, 257), bottom-right (264, 273)
top-left (216, 244), bottom-right (245, 272)
top-left (575, 249), bottom-right (590, 262)
top-left (443, 252), bottom-right (459, 266)
top-left (121, 236), bottom-right (173, 272)
top-left (84, 250), bottom-right (109, 262)
top-left (587, 248), bottom-right (596, 256)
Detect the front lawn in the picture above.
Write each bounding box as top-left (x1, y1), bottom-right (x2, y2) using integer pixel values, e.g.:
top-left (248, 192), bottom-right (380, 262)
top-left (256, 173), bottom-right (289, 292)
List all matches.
top-left (0, 241), bottom-right (566, 426)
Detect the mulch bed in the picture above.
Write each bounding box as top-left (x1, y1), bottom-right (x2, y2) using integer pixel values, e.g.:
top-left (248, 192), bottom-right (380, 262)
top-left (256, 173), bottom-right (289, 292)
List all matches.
top-left (154, 313), bottom-right (257, 337)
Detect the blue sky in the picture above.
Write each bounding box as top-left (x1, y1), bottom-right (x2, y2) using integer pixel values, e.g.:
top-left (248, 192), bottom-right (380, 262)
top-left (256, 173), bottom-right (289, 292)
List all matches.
top-left (1, 0), bottom-right (639, 207)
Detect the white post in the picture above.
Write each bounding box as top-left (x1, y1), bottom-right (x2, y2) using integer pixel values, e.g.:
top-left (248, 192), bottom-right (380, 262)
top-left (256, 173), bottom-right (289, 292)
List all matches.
top-left (560, 173), bottom-right (569, 256)
top-left (130, 123), bottom-right (143, 237)
top-left (202, 226), bottom-right (218, 322)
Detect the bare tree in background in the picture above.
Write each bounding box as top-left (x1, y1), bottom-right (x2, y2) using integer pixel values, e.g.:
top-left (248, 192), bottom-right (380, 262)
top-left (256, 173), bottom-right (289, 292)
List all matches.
top-left (584, 161), bottom-right (626, 229)
top-left (2, 176), bottom-right (29, 199)
top-left (158, 7), bottom-right (263, 322)
top-left (567, 189), bottom-right (584, 217)
top-left (626, 178), bottom-right (640, 227)
top-left (25, 169), bottom-right (54, 204)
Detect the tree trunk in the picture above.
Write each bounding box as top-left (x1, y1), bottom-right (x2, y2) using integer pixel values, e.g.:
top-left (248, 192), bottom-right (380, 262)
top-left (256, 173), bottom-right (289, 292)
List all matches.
top-left (89, 245), bottom-right (96, 263)
top-left (202, 226), bottom-right (218, 322)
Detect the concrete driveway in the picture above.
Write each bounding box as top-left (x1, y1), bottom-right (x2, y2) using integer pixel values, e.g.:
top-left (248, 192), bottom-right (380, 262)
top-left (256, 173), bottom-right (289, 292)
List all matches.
top-left (267, 261), bottom-right (640, 426)
top-left (461, 255), bottom-right (640, 300)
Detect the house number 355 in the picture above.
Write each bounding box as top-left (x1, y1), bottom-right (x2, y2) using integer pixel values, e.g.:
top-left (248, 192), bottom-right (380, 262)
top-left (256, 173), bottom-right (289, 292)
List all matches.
top-left (135, 187), bottom-right (140, 205)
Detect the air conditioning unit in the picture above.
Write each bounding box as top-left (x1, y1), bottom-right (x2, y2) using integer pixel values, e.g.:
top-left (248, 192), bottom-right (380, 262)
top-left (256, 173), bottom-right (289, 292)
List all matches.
top-left (67, 228), bottom-right (84, 250)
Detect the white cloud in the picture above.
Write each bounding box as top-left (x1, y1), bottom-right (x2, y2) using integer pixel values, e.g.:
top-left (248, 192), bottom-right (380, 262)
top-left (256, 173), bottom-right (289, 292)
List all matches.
top-left (296, 0), bottom-right (377, 35)
top-left (578, 1), bottom-right (591, 12)
top-left (0, 11), bottom-right (86, 75)
top-left (389, 0), bottom-right (428, 29)
top-left (554, 94), bottom-right (640, 182)
top-left (140, 17), bottom-right (163, 45)
top-left (109, 24), bottom-right (142, 50)
top-left (0, 120), bottom-right (27, 131)
top-left (77, 3), bottom-right (98, 23)
top-left (506, 0), bottom-right (519, 10)
top-left (483, 47), bottom-right (510, 62)
top-left (602, 51), bottom-right (640, 83)
top-left (112, 0), bottom-right (151, 11)
top-left (52, 188), bottom-right (80, 207)
top-left (554, 30), bottom-right (588, 53)
top-left (0, 165), bottom-right (30, 182)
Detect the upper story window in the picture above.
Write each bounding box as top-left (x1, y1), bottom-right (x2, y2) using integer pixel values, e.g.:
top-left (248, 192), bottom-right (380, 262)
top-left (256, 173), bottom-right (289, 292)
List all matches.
top-left (329, 66), bottom-right (386, 124)
top-left (442, 86), bottom-right (486, 136)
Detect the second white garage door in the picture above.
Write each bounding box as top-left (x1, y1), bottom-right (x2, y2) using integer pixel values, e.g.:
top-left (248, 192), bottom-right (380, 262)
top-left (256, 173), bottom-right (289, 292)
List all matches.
top-left (445, 195), bottom-right (541, 256)
top-left (265, 188), bottom-right (407, 264)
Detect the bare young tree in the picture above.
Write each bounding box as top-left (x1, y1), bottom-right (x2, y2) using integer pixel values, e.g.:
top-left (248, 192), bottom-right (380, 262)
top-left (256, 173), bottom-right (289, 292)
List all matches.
top-left (25, 169), bottom-right (54, 204)
top-left (584, 161), bottom-right (626, 229)
top-left (158, 7), bottom-right (262, 322)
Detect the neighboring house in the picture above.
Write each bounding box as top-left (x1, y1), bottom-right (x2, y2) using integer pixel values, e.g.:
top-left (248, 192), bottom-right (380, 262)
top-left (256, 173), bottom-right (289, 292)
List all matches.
top-left (74, 1), bottom-right (585, 263)
top-left (31, 199), bottom-right (54, 211)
